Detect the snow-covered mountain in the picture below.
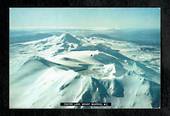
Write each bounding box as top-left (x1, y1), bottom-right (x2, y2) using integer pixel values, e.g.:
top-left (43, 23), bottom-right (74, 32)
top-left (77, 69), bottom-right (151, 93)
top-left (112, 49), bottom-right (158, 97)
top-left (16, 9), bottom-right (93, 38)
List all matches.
top-left (10, 32), bottom-right (160, 109)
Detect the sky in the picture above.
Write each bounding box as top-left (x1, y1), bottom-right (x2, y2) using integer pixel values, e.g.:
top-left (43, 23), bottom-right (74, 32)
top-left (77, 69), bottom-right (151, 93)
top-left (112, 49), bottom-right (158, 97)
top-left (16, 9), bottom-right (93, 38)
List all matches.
top-left (10, 8), bottom-right (160, 30)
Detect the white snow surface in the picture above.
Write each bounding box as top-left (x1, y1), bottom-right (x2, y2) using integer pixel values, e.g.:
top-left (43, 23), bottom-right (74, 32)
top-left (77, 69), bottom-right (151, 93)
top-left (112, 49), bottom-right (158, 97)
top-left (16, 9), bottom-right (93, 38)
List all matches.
top-left (10, 33), bottom-right (160, 109)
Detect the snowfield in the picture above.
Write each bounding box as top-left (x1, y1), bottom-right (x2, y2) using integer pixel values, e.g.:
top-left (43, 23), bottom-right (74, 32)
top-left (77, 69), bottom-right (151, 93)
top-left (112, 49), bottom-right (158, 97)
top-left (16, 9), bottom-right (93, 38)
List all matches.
top-left (10, 32), bottom-right (160, 109)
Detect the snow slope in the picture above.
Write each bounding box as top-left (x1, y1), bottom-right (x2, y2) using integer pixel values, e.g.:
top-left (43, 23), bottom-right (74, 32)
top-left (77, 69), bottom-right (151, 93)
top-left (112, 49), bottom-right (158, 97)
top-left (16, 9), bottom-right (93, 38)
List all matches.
top-left (10, 32), bottom-right (160, 109)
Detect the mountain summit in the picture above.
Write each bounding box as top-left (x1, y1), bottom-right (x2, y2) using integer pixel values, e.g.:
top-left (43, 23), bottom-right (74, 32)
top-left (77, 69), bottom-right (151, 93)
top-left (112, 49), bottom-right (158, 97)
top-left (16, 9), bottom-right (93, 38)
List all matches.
top-left (60, 33), bottom-right (81, 45)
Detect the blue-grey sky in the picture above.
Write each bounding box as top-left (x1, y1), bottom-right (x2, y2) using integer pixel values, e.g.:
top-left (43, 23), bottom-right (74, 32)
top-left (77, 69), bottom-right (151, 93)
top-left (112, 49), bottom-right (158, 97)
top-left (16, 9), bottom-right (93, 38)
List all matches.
top-left (10, 8), bottom-right (160, 30)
